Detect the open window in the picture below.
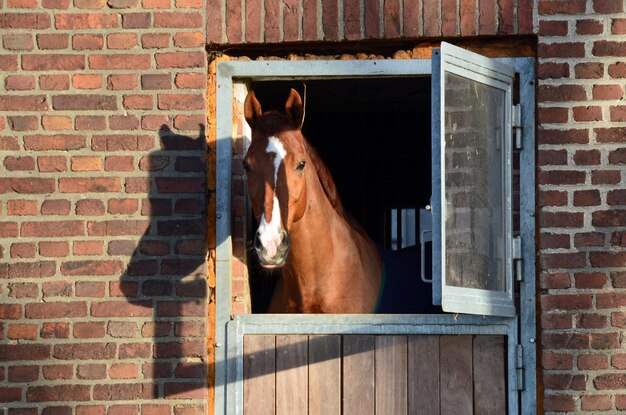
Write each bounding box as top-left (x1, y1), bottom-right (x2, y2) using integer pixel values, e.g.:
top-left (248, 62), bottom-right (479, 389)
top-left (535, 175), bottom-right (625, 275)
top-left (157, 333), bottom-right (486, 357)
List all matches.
top-left (431, 42), bottom-right (517, 317)
top-left (214, 44), bottom-right (536, 414)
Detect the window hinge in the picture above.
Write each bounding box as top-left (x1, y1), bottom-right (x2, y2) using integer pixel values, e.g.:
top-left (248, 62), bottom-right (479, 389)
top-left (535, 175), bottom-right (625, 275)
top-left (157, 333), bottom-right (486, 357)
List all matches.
top-left (513, 236), bottom-right (523, 282)
top-left (512, 104), bottom-right (522, 149)
top-left (516, 344), bottom-right (525, 391)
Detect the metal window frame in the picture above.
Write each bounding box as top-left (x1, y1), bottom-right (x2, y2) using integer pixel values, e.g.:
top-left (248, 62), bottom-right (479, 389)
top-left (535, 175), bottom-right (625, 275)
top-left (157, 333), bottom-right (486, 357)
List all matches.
top-left (435, 42), bottom-right (516, 317)
top-left (214, 57), bottom-right (536, 415)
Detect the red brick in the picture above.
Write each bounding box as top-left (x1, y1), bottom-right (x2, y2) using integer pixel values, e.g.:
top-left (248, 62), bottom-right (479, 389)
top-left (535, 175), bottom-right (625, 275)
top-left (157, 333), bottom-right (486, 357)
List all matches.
top-left (27, 385), bottom-right (90, 402)
top-left (540, 233), bottom-right (570, 249)
top-left (141, 33), bottom-right (170, 48)
top-left (75, 116), bottom-right (106, 131)
top-left (609, 62), bottom-right (626, 78)
top-left (538, 62), bottom-right (569, 79)
top-left (39, 242), bottom-right (70, 257)
top-left (109, 363), bottom-right (138, 379)
top-left (72, 34), bottom-right (104, 50)
top-left (578, 354), bottom-right (608, 370)
top-left (594, 374), bottom-right (626, 390)
top-left (52, 95), bottom-right (116, 111)
top-left (60, 260), bottom-right (124, 276)
top-left (75, 199), bottom-right (105, 216)
top-left (0, 386), bottom-right (22, 402)
top-left (594, 40), bottom-right (626, 57)
top-left (591, 251), bottom-right (626, 268)
top-left (0, 136), bottom-right (20, 151)
top-left (574, 232), bottom-right (605, 247)
top-left (0, 222), bottom-right (18, 237)
top-left (538, 0), bottom-right (586, 15)
top-left (593, 210), bottom-right (626, 227)
top-left (25, 302), bottom-right (86, 319)
top-left (3, 33), bottom-right (33, 50)
top-left (8, 324), bottom-right (38, 341)
top-left (173, 32), bottom-right (204, 48)
top-left (576, 19), bottom-right (603, 35)
top-left (0, 344), bottom-right (50, 361)
top-left (11, 243), bottom-right (37, 258)
top-left (174, 73), bottom-right (204, 89)
top-left (109, 115), bottom-right (139, 130)
top-left (163, 383), bottom-right (205, 399)
top-left (107, 74), bottom-right (138, 90)
top-left (7, 115), bottom-right (37, 131)
top-left (576, 313), bottom-right (607, 329)
top-left (5, 75), bottom-right (36, 91)
top-left (74, 322), bottom-right (105, 339)
top-left (573, 189), bottom-right (601, 206)
top-left (107, 33), bottom-right (138, 49)
top-left (75, 281), bottom-right (105, 297)
top-left (0, 13), bottom-right (51, 29)
top-left (59, 178), bottom-right (121, 193)
top-left (41, 322), bottom-right (70, 339)
top-left (157, 94), bottom-right (204, 110)
top-left (72, 74), bottom-right (102, 90)
top-left (93, 383), bottom-right (152, 400)
top-left (539, 107), bottom-right (568, 124)
top-left (593, 0), bottom-right (623, 13)
top-left (541, 294), bottom-right (592, 311)
top-left (154, 11), bottom-right (202, 27)
top-left (92, 134), bottom-right (154, 151)
top-left (42, 115), bottom-right (72, 131)
top-left (612, 353), bottom-right (626, 369)
top-left (122, 12), bottom-right (151, 28)
top-left (610, 148), bottom-right (626, 163)
top-left (539, 190), bottom-right (567, 206)
top-left (539, 20), bottom-right (567, 36)
top-left (53, 343), bottom-right (116, 360)
top-left (539, 42), bottom-right (585, 58)
top-left (22, 54), bottom-right (84, 71)
top-left (0, 95), bottom-right (48, 111)
top-left (155, 52), bottom-right (204, 69)
top-left (4, 156), bottom-right (36, 171)
top-left (71, 156), bottom-right (102, 171)
top-left (76, 364), bottom-right (106, 380)
top-left (40, 74), bottom-right (69, 90)
top-left (544, 374), bottom-right (586, 391)
top-left (43, 0), bottom-right (70, 7)
top-left (91, 301), bottom-right (151, 317)
top-left (55, 13), bottom-right (118, 29)
top-left (612, 232), bottom-right (626, 248)
top-left (123, 94), bottom-right (153, 110)
top-left (573, 106), bottom-right (602, 122)
top-left (541, 252), bottom-right (587, 270)
top-left (21, 221), bottom-right (84, 237)
top-left (108, 198), bottom-right (139, 214)
top-left (41, 199), bottom-right (71, 215)
top-left (42, 365), bottom-right (73, 380)
top-left (0, 304), bottom-right (22, 320)
top-left (581, 395), bottom-right (612, 411)
top-left (89, 54), bottom-right (151, 70)
top-left (539, 84), bottom-right (587, 102)
top-left (107, 321), bottom-right (137, 337)
top-left (7, 200), bottom-right (38, 215)
top-left (612, 311), bottom-right (626, 327)
top-left (36, 33), bottom-right (69, 50)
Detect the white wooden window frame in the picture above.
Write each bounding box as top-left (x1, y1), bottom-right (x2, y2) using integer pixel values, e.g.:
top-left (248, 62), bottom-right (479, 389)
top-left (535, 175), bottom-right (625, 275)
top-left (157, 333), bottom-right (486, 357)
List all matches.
top-left (215, 54), bottom-right (536, 415)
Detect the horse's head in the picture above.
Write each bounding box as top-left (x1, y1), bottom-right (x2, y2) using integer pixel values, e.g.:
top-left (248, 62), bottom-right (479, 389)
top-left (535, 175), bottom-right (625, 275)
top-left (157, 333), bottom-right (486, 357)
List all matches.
top-left (243, 89), bottom-right (309, 268)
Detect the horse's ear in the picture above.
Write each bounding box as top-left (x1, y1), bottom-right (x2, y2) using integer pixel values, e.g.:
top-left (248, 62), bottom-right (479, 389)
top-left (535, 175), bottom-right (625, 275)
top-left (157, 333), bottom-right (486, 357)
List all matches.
top-left (285, 88), bottom-right (304, 129)
top-left (244, 91), bottom-right (262, 129)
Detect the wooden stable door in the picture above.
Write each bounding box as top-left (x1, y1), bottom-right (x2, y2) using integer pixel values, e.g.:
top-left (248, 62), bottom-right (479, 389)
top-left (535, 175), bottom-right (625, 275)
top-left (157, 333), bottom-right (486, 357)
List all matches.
top-left (243, 334), bottom-right (506, 415)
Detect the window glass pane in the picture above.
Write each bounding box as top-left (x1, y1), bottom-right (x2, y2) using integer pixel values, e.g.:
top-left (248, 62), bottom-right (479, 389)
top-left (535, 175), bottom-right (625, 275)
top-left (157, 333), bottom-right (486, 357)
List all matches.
top-left (444, 72), bottom-right (505, 292)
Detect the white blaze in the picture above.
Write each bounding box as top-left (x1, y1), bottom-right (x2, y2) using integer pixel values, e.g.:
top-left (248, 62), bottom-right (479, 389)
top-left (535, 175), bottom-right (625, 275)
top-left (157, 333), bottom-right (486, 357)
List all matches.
top-left (257, 136), bottom-right (287, 257)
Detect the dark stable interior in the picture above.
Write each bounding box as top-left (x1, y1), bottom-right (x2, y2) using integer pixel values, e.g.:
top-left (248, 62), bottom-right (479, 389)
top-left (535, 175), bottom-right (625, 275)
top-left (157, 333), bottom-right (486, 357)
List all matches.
top-left (246, 77), bottom-right (432, 313)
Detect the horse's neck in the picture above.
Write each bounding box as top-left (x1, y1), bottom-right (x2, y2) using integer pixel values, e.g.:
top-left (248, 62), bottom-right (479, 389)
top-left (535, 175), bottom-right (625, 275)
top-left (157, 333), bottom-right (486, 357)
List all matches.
top-left (280, 180), bottom-right (381, 313)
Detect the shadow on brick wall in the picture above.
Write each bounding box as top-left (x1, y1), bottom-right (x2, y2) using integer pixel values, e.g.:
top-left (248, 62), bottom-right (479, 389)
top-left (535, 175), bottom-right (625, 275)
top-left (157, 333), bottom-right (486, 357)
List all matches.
top-left (118, 124), bottom-right (208, 400)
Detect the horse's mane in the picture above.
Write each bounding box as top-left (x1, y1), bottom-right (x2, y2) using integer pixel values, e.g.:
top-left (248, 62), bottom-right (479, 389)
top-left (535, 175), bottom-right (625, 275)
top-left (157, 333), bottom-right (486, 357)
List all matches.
top-left (302, 135), bottom-right (370, 239)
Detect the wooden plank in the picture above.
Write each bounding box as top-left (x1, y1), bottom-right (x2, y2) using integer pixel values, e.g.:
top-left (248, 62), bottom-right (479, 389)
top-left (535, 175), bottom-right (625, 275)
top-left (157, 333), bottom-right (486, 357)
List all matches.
top-left (275, 334), bottom-right (308, 415)
top-left (408, 335), bottom-right (440, 414)
top-left (343, 335), bottom-right (375, 415)
top-left (308, 335), bottom-right (341, 415)
top-left (473, 336), bottom-right (506, 415)
top-left (243, 335), bottom-right (275, 415)
top-left (375, 335), bottom-right (408, 415)
top-left (440, 335), bottom-right (473, 415)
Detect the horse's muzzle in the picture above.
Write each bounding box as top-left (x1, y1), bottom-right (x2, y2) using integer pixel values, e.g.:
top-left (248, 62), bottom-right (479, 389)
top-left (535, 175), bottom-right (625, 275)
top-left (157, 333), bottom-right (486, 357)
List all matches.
top-left (254, 229), bottom-right (291, 268)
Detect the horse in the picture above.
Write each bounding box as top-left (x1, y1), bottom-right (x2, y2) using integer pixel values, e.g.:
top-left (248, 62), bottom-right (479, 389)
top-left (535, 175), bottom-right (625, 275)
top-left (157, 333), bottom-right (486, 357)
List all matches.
top-left (243, 88), bottom-right (434, 314)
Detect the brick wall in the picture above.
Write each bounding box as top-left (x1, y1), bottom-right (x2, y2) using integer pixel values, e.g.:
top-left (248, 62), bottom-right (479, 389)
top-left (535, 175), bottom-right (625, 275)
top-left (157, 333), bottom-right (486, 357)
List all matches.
top-left (206, 0), bottom-right (534, 43)
top-left (538, 0), bottom-right (626, 412)
top-left (0, 1), bottom-right (209, 414)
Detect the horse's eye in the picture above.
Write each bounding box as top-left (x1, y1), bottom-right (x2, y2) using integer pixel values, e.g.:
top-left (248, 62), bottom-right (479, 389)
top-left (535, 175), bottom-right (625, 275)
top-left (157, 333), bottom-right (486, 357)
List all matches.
top-left (243, 160), bottom-right (251, 172)
top-left (296, 160), bottom-right (306, 171)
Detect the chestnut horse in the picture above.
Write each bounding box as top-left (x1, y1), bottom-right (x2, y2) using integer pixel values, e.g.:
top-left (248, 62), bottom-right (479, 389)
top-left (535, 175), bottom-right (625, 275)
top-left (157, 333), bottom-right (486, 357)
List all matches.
top-left (243, 88), bottom-right (432, 314)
